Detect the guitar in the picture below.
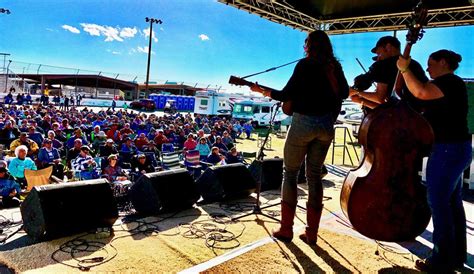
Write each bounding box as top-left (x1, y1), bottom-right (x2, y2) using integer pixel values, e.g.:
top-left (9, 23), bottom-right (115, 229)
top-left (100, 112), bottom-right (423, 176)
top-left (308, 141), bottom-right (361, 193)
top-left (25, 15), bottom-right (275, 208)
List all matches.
top-left (228, 76), bottom-right (293, 116)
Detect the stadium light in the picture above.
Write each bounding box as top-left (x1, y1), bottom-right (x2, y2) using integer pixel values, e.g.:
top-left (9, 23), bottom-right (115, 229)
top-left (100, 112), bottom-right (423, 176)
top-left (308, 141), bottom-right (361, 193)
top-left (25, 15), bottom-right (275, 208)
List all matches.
top-left (144, 17), bottom-right (163, 97)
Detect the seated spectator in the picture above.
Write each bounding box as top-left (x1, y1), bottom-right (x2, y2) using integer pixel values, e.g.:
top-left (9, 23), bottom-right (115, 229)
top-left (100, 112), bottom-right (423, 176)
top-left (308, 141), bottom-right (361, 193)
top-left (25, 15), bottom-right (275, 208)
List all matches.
top-left (52, 122), bottom-right (67, 142)
top-left (100, 139), bottom-right (119, 158)
top-left (134, 133), bottom-right (150, 150)
top-left (233, 121), bottom-right (243, 138)
top-left (208, 130), bottom-right (217, 144)
top-left (66, 128), bottom-right (89, 149)
top-left (47, 130), bottom-right (63, 150)
top-left (154, 129), bottom-right (169, 149)
top-left (103, 154), bottom-right (128, 183)
top-left (0, 120), bottom-right (20, 141)
top-left (67, 139), bottom-right (83, 168)
top-left (28, 126), bottom-right (44, 147)
top-left (201, 123), bottom-right (211, 134)
top-left (92, 131), bottom-right (107, 151)
top-left (90, 125), bottom-right (101, 141)
top-left (120, 123), bottom-right (134, 138)
top-left (72, 145), bottom-right (98, 180)
top-left (0, 160), bottom-right (21, 208)
top-left (120, 137), bottom-right (137, 154)
top-left (142, 141), bottom-right (160, 156)
top-left (206, 147), bottom-right (226, 166)
top-left (196, 137), bottom-right (211, 161)
top-left (183, 133), bottom-right (197, 151)
top-left (226, 147), bottom-right (242, 164)
top-left (212, 136), bottom-right (228, 154)
top-left (8, 145), bottom-right (37, 188)
top-left (9, 132), bottom-right (39, 158)
top-left (106, 124), bottom-right (121, 142)
top-left (221, 130), bottom-right (234, 149)
top-left (38, 138), bottom-right (64, 178)
top-left (131, 153), bottom-right (155, 178)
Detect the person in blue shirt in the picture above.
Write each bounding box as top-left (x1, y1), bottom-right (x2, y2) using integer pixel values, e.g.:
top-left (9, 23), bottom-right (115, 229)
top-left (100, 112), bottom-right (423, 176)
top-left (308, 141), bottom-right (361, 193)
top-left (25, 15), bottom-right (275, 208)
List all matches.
top-left (0, 160), bottom-right (21, 208)
top-left (8, 145), bottom-right (37, 188)
top-left (196, 137), bottom-right (211, 161)
top-left (38, 138), bottom-right (64, 178)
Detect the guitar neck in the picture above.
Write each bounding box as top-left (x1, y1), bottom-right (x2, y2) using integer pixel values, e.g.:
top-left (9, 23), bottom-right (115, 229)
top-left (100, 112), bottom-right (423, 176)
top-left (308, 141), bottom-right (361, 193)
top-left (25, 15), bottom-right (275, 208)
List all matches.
top-left (228, 76), bottom-right (278, 93)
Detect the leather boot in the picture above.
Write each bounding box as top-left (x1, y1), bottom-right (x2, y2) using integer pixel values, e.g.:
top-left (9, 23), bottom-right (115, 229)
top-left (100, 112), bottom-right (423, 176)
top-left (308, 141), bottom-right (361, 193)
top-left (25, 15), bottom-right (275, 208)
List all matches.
top-left (299, 203), bottom-right (323, 245)
top-left (272, 201), bottom-right (296, 242)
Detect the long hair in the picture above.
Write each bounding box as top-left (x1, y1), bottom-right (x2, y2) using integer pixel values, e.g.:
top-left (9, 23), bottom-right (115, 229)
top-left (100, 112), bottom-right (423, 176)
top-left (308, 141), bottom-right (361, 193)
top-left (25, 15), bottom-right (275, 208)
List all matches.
top-left (305, 30), bottom-right (337, 67)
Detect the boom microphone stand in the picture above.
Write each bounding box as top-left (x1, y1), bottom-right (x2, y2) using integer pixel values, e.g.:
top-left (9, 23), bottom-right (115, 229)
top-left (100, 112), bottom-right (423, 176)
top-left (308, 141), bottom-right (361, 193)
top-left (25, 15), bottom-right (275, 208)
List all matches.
top-left (232, 101), bottom-right (282, 222)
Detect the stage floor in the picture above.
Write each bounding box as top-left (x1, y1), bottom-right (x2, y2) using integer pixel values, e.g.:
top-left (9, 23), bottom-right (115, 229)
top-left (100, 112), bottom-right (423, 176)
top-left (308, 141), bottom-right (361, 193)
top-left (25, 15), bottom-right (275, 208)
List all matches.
top-left (0, 170), bottom-right (473, 273)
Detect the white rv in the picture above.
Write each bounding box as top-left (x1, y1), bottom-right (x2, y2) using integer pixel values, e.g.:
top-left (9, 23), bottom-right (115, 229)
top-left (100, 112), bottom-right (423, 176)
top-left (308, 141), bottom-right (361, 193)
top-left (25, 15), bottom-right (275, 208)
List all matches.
top-left (193, 90), bottom-right (242, 116)
top-left (232, 99), bottom-right (288, 126)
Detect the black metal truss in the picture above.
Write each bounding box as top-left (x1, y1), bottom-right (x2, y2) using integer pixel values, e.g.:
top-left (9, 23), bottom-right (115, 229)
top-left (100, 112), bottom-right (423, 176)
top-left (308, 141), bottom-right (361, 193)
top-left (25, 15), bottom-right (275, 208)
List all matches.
top-left (218, 0), bottom-right (474, 34)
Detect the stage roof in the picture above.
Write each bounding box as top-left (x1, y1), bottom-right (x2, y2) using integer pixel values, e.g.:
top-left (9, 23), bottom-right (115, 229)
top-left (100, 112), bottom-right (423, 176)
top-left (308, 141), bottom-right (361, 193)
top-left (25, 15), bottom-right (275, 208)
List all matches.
top-left (16, 74), bottom-right (138, 91)
top-left (218, 0), bottom-right (474, 34)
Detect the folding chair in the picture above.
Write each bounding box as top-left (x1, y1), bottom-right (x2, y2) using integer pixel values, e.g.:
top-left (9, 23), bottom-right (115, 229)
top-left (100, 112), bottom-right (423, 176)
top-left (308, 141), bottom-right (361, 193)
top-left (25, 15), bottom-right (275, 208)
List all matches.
top-left (256, 132), bottom-right (272, 149)
top-left (183, 150), bottom-right (205, 178)
top-left (241, 151), bottom-right (257, 165)
top-left (161, 151), bottom-right (181, 170)
top-left (22, 166), bottom-right (57, 194)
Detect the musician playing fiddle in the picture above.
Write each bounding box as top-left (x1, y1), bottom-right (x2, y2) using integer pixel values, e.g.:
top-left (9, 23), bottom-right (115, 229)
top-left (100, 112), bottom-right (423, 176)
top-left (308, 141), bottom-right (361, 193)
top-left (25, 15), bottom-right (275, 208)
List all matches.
top-left (350, 36), bottom-right (428, 111)
top-left (398, 50), bottom-right (471, 273)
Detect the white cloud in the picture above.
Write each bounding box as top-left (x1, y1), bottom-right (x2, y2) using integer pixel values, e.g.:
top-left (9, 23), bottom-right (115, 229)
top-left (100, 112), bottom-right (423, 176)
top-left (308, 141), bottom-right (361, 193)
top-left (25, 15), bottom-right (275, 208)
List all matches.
top-left (142, 27), bottom-right (158, 42)
top-left (46, 28), bottom-right (56, 32)
top-left (136, 46), bottom-right (155, 55)
top-left (81, 23), bottom-right (140, 42)
top-left (198, 34), bottom-right (210, 41)
top-left (120, 27), bottom-right (138, 38)
top-left (81, 23), bottom-right (123, 42)
top-left (106, 49), bottom-right (122, 55)
top-left (62, 25), bottom-right (80, 34)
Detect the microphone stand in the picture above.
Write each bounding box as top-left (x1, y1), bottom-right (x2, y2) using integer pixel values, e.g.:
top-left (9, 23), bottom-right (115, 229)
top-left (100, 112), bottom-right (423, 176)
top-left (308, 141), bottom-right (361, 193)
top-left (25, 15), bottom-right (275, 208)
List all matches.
top-left (232, 101), bottom-right (282, 222)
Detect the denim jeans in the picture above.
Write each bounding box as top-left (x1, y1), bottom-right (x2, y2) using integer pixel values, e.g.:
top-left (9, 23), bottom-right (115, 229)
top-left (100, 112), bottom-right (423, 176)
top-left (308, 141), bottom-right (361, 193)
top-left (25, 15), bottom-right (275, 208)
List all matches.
top-left (282, 112), bottom-right (335, 209)
top-left (426, 140), bottom-right (472, 268)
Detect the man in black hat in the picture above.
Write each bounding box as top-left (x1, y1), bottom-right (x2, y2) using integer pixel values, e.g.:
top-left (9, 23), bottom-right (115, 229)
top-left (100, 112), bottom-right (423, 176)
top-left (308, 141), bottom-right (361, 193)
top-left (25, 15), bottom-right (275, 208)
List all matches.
top-left (350, 36), bottom-right (428, 111)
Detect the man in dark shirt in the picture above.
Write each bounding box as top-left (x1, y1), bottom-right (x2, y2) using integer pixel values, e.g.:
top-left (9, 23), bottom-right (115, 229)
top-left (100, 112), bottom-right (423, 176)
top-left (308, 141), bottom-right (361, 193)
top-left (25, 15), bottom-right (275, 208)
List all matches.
top-left (350, 36), bottom-right (428, 111)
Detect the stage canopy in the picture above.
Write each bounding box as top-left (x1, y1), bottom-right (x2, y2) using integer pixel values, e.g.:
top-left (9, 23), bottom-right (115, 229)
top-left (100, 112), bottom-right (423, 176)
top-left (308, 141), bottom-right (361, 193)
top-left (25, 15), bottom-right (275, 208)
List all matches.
top-left (16, 74), bottom-right (138, 91)
top-left (218, 0), bottom-right (474, 34)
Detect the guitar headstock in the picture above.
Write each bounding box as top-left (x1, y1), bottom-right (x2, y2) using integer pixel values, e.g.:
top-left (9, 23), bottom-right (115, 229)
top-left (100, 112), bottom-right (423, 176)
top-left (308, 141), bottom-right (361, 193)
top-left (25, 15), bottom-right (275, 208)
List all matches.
top-left (406, 1), bottom-right (428, 45)
top-left (229, 76), bottom-right (253, 87)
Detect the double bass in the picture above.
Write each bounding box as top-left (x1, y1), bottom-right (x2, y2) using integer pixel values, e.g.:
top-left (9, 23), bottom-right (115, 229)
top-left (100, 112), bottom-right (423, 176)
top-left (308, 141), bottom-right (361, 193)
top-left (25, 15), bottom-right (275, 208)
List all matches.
top-left (340, 1), bottom-right (434, 242)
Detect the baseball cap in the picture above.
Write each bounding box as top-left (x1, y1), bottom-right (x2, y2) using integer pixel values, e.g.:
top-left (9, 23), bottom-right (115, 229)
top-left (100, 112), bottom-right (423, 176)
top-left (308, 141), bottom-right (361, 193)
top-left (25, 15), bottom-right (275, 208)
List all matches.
top-left (371, 36), bottom-right (401, 53)
top-left (106, 139), bottom-right (114, 143)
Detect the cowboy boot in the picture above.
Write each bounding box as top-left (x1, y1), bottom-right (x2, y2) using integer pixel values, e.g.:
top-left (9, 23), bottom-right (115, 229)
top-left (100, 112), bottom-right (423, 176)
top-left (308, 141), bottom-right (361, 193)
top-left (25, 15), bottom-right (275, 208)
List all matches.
top-left (299, 203), bottom-right (323, 245)
top-left (272, 201), bottom-right (296, 242)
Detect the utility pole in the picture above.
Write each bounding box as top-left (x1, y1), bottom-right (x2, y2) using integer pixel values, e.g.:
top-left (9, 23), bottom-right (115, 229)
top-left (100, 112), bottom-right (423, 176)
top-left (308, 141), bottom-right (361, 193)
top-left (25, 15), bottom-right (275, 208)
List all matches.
top-left (144, 17), bottom-right (162, 98)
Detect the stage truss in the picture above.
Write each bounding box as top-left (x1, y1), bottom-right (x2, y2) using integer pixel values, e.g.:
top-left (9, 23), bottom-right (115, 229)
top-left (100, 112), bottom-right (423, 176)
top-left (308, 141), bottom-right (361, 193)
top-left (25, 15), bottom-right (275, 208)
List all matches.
top-left (218, 0), bottom-right (474, 34)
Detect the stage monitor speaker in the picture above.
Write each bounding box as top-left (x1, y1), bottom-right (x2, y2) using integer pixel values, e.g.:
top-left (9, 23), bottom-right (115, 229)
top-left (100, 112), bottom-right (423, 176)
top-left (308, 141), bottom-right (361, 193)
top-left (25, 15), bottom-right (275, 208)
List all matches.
top-left (129, 168), bottom-right (200, 215)
top-left (21, 179), bottom-right (118, 240)
top-left (248, 158), bottom-right (283, 191)
top-left (196, 163), bottom-right (256, 202)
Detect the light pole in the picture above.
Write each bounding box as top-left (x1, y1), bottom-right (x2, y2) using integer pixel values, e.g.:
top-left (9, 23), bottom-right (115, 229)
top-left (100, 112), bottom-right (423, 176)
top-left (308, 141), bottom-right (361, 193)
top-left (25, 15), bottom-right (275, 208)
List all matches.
top-left (0, 8), bottom-right (11, 15)
top-left (144, 17), bottom-right (162, 98)
top-left (5, 60), bottom-right (11, 93)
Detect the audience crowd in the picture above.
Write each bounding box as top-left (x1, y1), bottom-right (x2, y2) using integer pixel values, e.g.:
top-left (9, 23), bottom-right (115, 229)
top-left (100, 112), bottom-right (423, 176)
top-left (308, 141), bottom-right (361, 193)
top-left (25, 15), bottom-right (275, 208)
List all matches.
top-left (0, 103), bottom-right (255, 207)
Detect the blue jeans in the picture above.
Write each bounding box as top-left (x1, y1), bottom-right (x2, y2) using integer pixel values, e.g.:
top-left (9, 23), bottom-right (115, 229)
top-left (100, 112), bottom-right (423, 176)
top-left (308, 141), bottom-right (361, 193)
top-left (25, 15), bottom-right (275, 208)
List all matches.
top-left (282, 112), bottom-right (335, 209)
top-left (426, 140), bottom-right (472, 268)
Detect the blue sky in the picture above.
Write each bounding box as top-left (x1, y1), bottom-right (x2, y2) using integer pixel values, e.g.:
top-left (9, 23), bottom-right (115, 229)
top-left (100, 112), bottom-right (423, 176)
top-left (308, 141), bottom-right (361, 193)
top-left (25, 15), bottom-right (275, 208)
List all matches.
top-left (0, 0), bottom-right (473, 93)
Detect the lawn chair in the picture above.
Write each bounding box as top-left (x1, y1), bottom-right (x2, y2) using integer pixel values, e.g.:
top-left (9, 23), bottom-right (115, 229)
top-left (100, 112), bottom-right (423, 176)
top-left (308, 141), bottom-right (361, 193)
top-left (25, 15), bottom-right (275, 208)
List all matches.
top-left (241, 151), bottom-right (257, 165)
top-left (161, 151), bottom-right (181, 170)
top-left (22, 166), bottom-right (61, 195)
top-left (162, 143), bottom-right (175, 153)
top-left (183, 150), bottom-right (205, 179)
top-left (256, 132), bottom-right (272, 149)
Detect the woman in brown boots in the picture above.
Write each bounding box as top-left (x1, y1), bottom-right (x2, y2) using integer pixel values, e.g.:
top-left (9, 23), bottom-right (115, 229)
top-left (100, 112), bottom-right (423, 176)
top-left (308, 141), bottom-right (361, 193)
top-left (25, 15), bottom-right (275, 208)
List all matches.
top-left (252, 30), bottom-right (348, 244)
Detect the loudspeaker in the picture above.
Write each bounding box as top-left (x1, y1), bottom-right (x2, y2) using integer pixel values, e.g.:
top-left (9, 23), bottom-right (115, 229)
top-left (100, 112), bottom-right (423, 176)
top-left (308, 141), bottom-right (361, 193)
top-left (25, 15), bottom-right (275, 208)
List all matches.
top-left (21, 179), bottom-right (118, 240)
top-left (248, 158), bottom-right (283, 191)
top-left (196, 163), bottom-right (256, 202)
top-left (129, 168), bottom-right (199, 215)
